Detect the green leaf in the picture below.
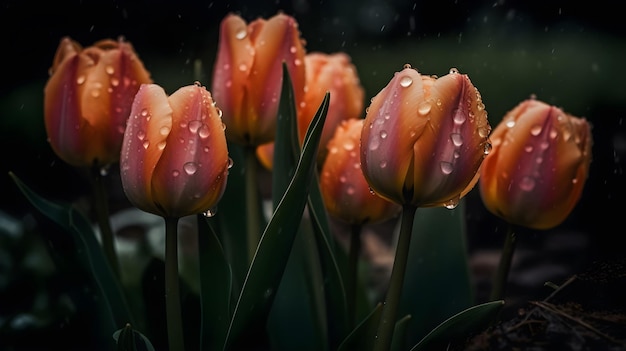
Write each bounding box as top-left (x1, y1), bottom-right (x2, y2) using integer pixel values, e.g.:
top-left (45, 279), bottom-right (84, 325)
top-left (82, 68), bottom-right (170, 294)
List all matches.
top-left (409, 300), bottom-right (505, 351)
top-left (337, 303), bottom-right (383, 351)
top-left (113, 323), bottom-right (156, 351)
top-left (391, 315), bottom-right (412, 351)
top-left (399, 201), bottom-right (474, 346)
top-left (213, 141), bottom-right (247, 289)
top-left (221, 90), bottom-right (330, 349)
top-left (197, 214), bottom-right (233, 351)
top-left (9, 171), bottom-right (133, 331)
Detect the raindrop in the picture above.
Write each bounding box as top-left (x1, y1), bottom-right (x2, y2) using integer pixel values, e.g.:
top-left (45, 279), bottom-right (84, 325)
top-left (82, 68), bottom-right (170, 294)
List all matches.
top-left (453, 112), bottom-right (466, 124)
top-left (198, 125), bottom-right (210, 138)
top-left (444, 195), bottom-right (460, 209)
top-left (379, 130), bottom-right (388, 139)
top-left (157, 141), bottom-right (166, 150)
top-left (519, 176), bottom-right (536, 191)
top-left (379, 160), bottom-right (387, 168)
top-left (183, 162), bottom-right (198, 175)
top-left (399, 76), bottom-right (413, 87)
top-left (141, 109), bottom-right (149, 117)
top-left (369, 138), bottom-right (380, 151)
top-left (172, 170), bottom-right (180, 177)
top-left (403, 63), bottom-right (412, 69)
top-left (142, 141), bottom-right (149, 149)
top-left (440, 161), bottom-right (454, 174)
top-left (235, 29), bottom-right (247, 39)
top-left (483, 142), bottom-right (492, 155)
top-left (418, 101), bottom-right (431, 115)
top-left (76, 75), bottom-right (86, 85)
top-left (189, 120), bottom-right (202, 133)
top-left (340, 175), bottom-right (347, 183)
top-left (346, 186), bottom-right (355, 195)
top-left (137, 130), bottom-right (146, 140)
top-left (343, 141), bottom-right (355, 150)
top-left (203, 207), bottom-right (218, 217)
top-left (99, 165), bottom-right (110, 176)
top-left (160, 126), bottom-right (170, 136)
top-left (227, 157), bottom-right (234, 169)
top-left (105, 66), bottom-right (115, 75)
top-left (450, 133), bottom-right (463, 146)
top-left (238, 63), bottom-right (247, 71)
top-left (530, 125), bottom-right (542, 136)
top-left (449, 67), bottom-right (459, 74)
top-left (505, 120), bottom-right (516, 128)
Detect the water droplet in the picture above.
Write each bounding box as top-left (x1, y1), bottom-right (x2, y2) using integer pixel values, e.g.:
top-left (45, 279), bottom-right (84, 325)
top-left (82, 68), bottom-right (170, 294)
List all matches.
top-left (160, 126), bottom-right (170, 136)
top-left (403, 63), bottom-right (412, 69)
top-left (399, 76), bottom-right (413, 87)
top-left (444, 195), bottom-right (460, 209)
top-left (110, 77), bottom-right (119, 87)
top-left (505, 120), bottom-right (516, 128)
top-left (369, 138), bottom-right (380, 151)
top-left (137, 130), bottom-right (146, 140)
top-left (76, 75), bottom-right (86, 85)
top-left (105, 66), bottom-right (115, 75)
top-left (453, 112), bottom-right (466, 124)
top-left (99, 165), bottom-right (110, 176)
top-left (440, 161), bottom-right (454, 174)
top-left (379, 160), bottom-right (387, 168)
top-left (519, 176), bottom-right (536, 191)
top-left (142, 140), bottom-right (149, 149)
top-left (418, 101), bottom-right (431, 115)
top-left (238, 63), bottom-right (247, 71)
top-left (141, 108), bottom-right (149, 117)
top-left (450, 133), bottom-right (463, 146)
top-left (227, 157), bottom-right (234, 169)
top-left (183, 162), bottom-right (197, 175)
top-left (172, 170), bottom-right (180, 177)
top-left (235, 28), bottom-right (247, 40)
top-left (203, 207), bottom-right (218, 217)
top-left (189, 120), bottom-right (202, 133)
top-left (91, 89), bottom-right (101, 98)
top-left (483, 142), bottom-right (492, 155)
top-left (530, 125), bottom-right (542, 136)
top-left (157, 141), bottom-right (166, 150)
top-left (198, 125), bottom-right (210, 138)
top-left (343, 141), bottom-right (355, 150)
top-left (449, 67), bottom-right (459, 74)
top-left (346, 186), bottom-right (355, 195)
top-left (379, 130), bottom-right (388, 139)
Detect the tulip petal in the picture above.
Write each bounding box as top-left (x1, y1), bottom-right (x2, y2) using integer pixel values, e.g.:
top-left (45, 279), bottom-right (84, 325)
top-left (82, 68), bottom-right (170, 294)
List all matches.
top-left (121, 84), bottom-right (173, 215)
top-left (151, 85), bottom-right (229, 217)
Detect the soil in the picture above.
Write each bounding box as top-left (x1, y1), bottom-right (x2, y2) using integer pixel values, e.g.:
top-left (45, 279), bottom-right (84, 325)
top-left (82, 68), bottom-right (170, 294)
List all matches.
top-left (462, 258), bottom-right (626, 350)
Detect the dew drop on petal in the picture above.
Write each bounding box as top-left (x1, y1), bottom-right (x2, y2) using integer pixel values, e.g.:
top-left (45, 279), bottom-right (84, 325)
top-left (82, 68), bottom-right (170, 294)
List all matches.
top-left (519, 176), bottom-right (536, 191)
top-left (449, 67), bottom-right (459, 74)
top-left (444, 195), bottom-right (460, 209)
top-left (530, 125), bottom-right (542, 136)
top-left (203, 206), bottom-right (218, 217)
top-left (399, 76), bottom-right (413, 87)
top-left (142, 141), bottom-right (149, 149)
top-left (418, 101), bottom-right (432, 115)
top-left (172, 170), bottom-right (180, 177)
top-left (160, 126), bottom-right (170, 136)
top-left (183, 162), bottom-right (197, 175)
top-left (450, 133), bottom-right (463, 146)
top-left (440, 161), bottom-right (454, 174)
top-left (157, 141), bottom-right (166, 150)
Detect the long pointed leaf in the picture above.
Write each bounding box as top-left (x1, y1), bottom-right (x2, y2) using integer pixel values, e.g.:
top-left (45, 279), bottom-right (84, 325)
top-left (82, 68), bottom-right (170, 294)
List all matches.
top-left (337, 303), bottom-right (383, 351)
top-left (9, 171), bottom-right (133, 331)
top-left (197, 214), bottom-right (233, 351)
top-left (222, 92), bottom-right (330, 350)
top-left (409, 300), bottom-right (505, 351)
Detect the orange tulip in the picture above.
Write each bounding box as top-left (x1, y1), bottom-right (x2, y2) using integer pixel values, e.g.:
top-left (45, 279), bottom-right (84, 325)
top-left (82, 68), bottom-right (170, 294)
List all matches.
top-left (320, 118), bottom-right (401, 225)
top-left (44, 36), bottom-right (152, 168)
top-left (120, 83), bottom-right (230, 218)
top-left (360, 66), bottom-right (491, 208)
top-left (211, 12), bottom-right (306, 147)
top-left (479, 98), bottom-right (592, 229)
top-left (256, 51), bottom-right (365, 170)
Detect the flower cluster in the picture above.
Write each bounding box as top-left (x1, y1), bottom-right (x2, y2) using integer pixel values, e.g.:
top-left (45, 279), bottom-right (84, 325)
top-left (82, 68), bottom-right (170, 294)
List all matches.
top-left (21, 9), bottom-right (594, 351)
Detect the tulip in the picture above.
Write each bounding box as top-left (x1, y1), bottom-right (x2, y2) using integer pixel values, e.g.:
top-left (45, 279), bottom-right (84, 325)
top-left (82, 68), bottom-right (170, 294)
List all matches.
top-left (361, 65), bottom-right (491, 351)
top-left (479, 98), bottom-right (592, 230)
top-left (321, 118), bottom-right (400, 225)
top-left (256, 51), bottom-right (365, 169)
top-left (44, 36), bottom-right (152, 168)
top-left (360, 66), bottom-right (492, 208)
top-left (120, 82), bottom-right (230, 219)
top-left (211, 12), bottom-right (306, 147)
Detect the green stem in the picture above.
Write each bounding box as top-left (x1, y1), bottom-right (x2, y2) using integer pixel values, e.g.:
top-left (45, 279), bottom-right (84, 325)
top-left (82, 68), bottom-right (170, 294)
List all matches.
top-left (165, 217), bottom-right (185, 351)
top-left (245, 146), bottom-right (262, 264)
top-left (373, 204), bottom-right (417, 351)
top-left (91, 166), bottom-right (120, 278)
top-left (347, 223), bottom-right (362, 329)
top-left (489, 224), bottom-right (516, 301)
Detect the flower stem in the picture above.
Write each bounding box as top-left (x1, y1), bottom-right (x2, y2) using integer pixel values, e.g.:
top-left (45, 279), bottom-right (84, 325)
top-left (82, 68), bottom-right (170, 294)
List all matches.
top-left (245, 146), bottom-right (262, 264)
top-left (91, 166), bottom-right (120, 278)
top-left (489, 224), bottom-right (516, 301)
top-left (165, 217), bottom-right (185, 351)
top-left (347, 223), bottom-right (362, 328)
top-left (373, 204), bottom-right (417, 351)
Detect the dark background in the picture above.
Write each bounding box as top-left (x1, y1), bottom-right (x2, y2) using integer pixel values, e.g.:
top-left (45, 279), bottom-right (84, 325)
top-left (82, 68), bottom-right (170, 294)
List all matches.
top-left (0, 0), bottom-right (625, 349)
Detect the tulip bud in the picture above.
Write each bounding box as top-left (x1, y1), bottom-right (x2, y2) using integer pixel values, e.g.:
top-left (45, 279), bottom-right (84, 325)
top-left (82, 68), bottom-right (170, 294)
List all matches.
top-left (256, 52), bottom-right (365, 170)
top-left (211, 12), bottom-right (306, 147)
top-left (120, 82), bottom-right (230, 218)
top-left (320, 119), bottom-right (401, 225)
top-left (44, 36), bottom-right (152, 168)
top-left (479, 98), bottom-right (592, 229)
top-left (360, 65), bottom-right (492, 208)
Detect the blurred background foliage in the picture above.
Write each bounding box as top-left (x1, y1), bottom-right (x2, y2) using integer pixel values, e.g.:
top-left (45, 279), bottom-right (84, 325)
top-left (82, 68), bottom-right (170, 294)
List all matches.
top-left (1, 0), bottom-right (625, 349)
